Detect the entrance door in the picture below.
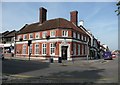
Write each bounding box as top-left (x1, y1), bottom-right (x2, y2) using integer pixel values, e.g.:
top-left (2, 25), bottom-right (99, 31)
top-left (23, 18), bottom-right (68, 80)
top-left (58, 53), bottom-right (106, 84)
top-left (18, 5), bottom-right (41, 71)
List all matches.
top-left (61, 46), bottom-right (68, 60)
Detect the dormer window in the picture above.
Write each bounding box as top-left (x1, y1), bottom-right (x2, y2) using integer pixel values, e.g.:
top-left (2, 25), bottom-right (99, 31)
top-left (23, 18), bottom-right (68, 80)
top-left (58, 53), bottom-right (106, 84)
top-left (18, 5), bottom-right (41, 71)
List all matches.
top-left (62, 30), bottom-right (68, 37)
top-left (29, 33), bottom-right (33, 39)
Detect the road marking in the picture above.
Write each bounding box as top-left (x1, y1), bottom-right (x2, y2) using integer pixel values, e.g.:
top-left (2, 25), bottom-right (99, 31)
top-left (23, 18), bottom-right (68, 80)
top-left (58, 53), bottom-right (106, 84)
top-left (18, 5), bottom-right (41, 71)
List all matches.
top-left (10, 74), bottom-right (34, 78)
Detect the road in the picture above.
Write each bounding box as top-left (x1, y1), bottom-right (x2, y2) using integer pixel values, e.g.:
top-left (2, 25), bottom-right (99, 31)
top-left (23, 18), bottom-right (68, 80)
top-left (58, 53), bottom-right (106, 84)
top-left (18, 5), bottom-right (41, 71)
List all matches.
top-left (2, 57), bottom-right (118, 84)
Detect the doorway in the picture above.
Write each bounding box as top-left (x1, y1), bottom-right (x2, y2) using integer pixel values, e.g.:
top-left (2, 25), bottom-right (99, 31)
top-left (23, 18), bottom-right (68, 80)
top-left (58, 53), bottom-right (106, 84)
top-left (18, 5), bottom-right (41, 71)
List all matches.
top-left (61, 46), bottom-right (68, 60)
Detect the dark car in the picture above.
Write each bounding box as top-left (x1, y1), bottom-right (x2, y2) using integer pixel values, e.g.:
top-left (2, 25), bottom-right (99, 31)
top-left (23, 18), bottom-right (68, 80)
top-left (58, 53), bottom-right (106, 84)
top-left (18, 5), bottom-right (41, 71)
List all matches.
top-left (103, 51), bottom-right (112, 60)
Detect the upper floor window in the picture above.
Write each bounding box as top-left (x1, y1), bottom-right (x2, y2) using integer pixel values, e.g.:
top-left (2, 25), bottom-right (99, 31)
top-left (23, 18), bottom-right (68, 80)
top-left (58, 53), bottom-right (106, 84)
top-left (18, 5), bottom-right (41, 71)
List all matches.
top-left (62, 30), bottom-right (68, 37)
top-left (29, 33), bottom-right (33, 39)
top-left (35, 32), bottom-right (40, 39)
top-left (77, 33), bottom-right (80, 39)
top-left (42, 31), bottom-right (47, 38)
top-left (23, 34), bottom-right (27, 40)
top-left (18, 35), bottom-right (22, 41)
top-left (73, 32), bottom-right (76, 38)
top-left (81, 35), bottom-right (83, 40)
top-left (84, 36), bottom-right (87, 41)
top-left (50, 30), bottom-right (55, 37)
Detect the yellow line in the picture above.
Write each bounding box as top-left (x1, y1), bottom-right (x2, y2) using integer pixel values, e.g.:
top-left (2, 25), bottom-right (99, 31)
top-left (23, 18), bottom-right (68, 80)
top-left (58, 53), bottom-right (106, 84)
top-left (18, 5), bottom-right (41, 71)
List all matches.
top-left (10, 74), bottom-right (34, 78)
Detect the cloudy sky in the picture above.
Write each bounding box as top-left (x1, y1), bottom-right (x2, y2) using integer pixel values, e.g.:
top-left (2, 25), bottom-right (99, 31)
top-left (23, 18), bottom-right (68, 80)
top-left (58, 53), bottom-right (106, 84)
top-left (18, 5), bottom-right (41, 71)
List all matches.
top-left (0, 2), bottom-right (118, 50)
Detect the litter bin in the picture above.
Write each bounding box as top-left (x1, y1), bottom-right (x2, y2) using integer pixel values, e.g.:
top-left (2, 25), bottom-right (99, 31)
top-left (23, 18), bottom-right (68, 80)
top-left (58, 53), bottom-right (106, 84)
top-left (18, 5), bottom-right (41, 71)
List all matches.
top-left (58, 57), bottom-right (62, 63)
top-left (50, 57), bottom-right (53, 63)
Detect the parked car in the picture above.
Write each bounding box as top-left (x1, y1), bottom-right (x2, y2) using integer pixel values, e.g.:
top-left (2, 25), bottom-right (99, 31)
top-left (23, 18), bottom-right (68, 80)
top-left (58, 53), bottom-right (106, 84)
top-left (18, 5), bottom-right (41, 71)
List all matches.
top-left (112, 54), bottom-right (116, 58)
top-left (103, 51), bottom-right (112, 60)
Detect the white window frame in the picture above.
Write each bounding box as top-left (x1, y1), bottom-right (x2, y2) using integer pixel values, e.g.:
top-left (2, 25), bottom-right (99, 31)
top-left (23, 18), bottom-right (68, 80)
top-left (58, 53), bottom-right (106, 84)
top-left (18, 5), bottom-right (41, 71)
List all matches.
top-left (35, 43), bottom-right (39, 55)
top-left (73, 32), bottom-right (76, 38)
top-left (22, 44), bottom-right (26, 54)
top-left (35, 32), bottom-right (40, 39)
top-left (23, 34), bottom-right (27, 40)
top-left (62, 30), bottom-right (68, 37)
top-left (73, 43), bottom-right (76, 55)
top-left (78, 44), bottom-right (80, 55)
top-left (81, 35), bottom-right (83, 40)
top-left (42, 31), bottom-right (47, 38)
top-left (50, 30), bottom-right (55, 37)
top-left (77, 33), bottom-right (80, 39)
top-left (28, 44), bottom-right (32, 54)
top-left (18, 35), bottom-right (22, 41)
top-left (29, 33), bottom-right (33, 39)
top-left (50, 43), bottom-right (55, 55)
top-left (42, 43), bottom-right (46, 55)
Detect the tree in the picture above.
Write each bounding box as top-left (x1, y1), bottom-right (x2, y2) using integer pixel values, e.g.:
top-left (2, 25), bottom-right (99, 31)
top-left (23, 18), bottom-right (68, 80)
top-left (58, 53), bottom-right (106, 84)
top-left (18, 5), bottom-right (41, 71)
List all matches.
top-left (115, 1), bottom-right (120, 15)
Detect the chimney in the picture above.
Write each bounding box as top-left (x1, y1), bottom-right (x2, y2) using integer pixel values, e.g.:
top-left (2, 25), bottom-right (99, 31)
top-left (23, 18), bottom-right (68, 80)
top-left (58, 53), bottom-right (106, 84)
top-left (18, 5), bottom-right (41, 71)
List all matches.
top-left (70, 11), bottom-right (78, 26)
top-left (39, 7), bottom-right (47, 24)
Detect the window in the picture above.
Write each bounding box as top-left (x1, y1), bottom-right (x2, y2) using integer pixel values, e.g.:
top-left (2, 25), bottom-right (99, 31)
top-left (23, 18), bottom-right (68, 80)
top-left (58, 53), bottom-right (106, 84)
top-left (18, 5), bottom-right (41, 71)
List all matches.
top-left (35, 33), bottom-right (40, 39)
top-left (29, 44), bottom-right (32, 54)
top-left (42, 43), bottom-right (46, 55)
top-left (73, 32), bottom-right (76, 38)
top-left (82, 44), bottom-right (84, 55)
top-left (50, 43), bottom-right (55, 55)
top-left (42, 31), bottom-right (47, 38)
top-left (35, 44), bottom-right (39, 54)
top-left (22, 44), bottom-right (26, 54)
top-left (81, 35), bottom-right (83, 40)
top-left (62, 30), bottom-right (68, 37)
top-left (73, 43), bottom-right (76, 55)
top-left (23, 34), bottom-right (27, 40)
top-left (78, 44), bottom-right (80, 55)
top-left (50, 30), bottom-right (55, 37)
top-left (77, 33), bottom-right (80, 39)
top-left (29, 33), bottom-right (33, 39)
top-left (18, 35), bottom-right (22, 41)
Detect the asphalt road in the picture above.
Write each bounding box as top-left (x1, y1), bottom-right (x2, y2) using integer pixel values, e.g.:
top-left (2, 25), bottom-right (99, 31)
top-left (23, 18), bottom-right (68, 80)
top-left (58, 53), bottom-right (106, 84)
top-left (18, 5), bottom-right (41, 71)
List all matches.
top-left (2, 57), bottom-right (118, 84)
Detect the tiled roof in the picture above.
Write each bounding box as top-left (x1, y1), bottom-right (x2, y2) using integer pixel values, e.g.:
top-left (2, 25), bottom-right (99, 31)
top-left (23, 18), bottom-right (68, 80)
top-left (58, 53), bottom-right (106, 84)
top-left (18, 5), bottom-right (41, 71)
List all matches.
top-left (3, 30), bottom-right (16, 38)
top-left (17, 18), bottom-right (86, 35)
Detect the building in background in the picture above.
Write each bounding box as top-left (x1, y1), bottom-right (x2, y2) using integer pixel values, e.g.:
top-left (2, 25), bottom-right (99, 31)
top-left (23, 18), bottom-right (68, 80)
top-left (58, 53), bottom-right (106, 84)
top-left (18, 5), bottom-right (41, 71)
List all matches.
top-left (0, 30), bottom-right (16, 57)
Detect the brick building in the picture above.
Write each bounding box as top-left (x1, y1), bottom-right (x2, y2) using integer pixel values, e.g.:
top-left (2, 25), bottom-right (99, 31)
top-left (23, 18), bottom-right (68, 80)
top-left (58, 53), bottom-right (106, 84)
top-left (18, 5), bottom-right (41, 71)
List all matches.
top-left (15, 7), bottom-right (90, 61)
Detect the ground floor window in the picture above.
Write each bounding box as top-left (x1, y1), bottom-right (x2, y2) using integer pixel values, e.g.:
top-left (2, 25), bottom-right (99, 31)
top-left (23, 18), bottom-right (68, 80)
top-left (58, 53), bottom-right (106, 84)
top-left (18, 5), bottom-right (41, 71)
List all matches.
top-left (50, 43), bottom-right (55, 55)
top-left (22, 44), bottom-right (26, 54)
top-left (42, 43), bottom-right (46, 55)
top-left (78, 44), bottom-right (80, 55)
top-left (29, 44), bottom-right (32, 54)
top-left (35, 44), bottom-right (39, 54)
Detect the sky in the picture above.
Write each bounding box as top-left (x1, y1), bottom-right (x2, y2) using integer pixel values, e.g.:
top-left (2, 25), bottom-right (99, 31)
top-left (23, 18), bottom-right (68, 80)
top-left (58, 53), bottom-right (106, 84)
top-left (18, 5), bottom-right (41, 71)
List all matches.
top-left (0, 2), bottom-right (118, 51)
